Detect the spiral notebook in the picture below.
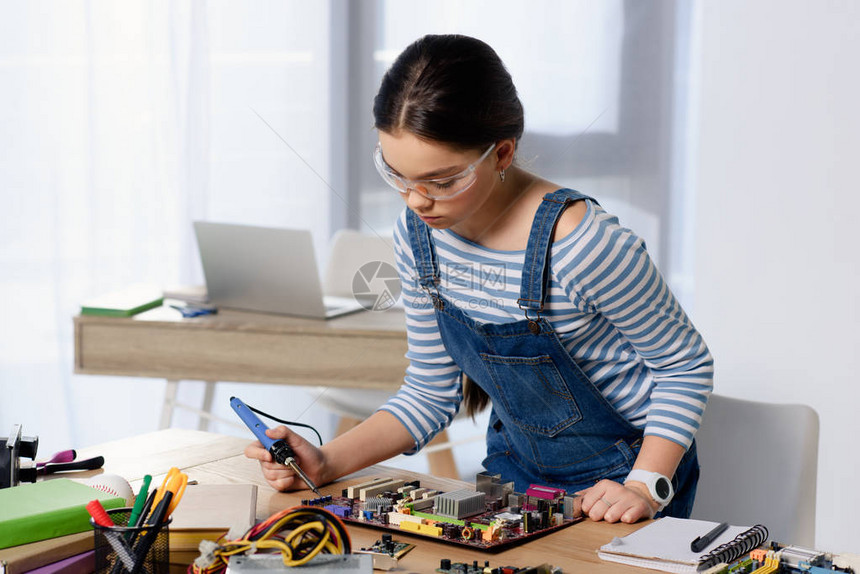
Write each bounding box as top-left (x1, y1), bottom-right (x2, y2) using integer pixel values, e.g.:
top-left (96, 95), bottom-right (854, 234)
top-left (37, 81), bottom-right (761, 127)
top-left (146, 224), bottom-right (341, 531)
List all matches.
top-left (598, 517), bottom-right (768, 573)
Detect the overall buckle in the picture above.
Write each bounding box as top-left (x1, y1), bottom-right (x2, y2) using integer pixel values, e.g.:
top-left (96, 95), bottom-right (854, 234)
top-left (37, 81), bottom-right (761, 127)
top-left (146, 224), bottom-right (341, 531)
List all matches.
top-left (517, 299), bottom-right (543, 334)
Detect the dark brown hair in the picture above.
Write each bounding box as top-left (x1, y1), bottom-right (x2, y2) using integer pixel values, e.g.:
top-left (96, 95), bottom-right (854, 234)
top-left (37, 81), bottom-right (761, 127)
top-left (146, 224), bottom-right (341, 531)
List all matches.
top-left (461, 374), bottom-right (490, 419)
top-left (375, 35), bottom-right (522, 417)
top-left (373, 34), bottom-right (524, 152)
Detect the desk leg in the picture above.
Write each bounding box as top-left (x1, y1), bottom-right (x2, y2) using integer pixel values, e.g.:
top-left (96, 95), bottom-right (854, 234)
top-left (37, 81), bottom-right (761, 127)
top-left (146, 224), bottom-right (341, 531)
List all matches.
top-left (199, 381), bottom-right (216, 431)
top-left (426, 429), bottom-right (459, 480)
top-left (160, 380), bottom-right (179, 429)
top-left (335, 416), bottom-right (362, 437)
top-left (159, 380), bottom-right (240, 432)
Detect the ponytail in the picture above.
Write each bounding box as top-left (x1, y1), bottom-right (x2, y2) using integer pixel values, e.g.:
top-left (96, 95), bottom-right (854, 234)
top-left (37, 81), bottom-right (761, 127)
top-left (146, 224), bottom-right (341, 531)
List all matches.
top-left (462, 374), bottom-right (490, 419)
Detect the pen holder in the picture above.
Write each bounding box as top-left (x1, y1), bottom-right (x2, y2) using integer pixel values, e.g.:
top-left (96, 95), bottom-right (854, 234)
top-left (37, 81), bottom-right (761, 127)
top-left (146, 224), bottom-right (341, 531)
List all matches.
top-left (91, 508), bottom-right (171, 574)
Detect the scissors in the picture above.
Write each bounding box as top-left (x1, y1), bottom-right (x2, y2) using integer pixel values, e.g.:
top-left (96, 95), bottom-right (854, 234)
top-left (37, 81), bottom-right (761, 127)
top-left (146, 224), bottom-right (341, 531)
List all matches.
top-left (151, 467), bottom-right (188, 519)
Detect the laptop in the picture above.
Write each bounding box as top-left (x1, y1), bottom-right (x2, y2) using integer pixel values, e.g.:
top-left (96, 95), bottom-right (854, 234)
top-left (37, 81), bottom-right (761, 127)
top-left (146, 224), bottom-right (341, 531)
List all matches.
top-left (193, 221), bottom-right (366, 319)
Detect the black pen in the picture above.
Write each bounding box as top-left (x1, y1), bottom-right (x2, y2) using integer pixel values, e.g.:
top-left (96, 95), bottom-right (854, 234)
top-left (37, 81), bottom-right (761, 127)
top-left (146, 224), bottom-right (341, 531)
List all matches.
top-left (691, 522), bottom-right (729, 552)
top-left (108, 490), bottom-right (158, 574)
top-left (131, 491), bottom-right (173, 574)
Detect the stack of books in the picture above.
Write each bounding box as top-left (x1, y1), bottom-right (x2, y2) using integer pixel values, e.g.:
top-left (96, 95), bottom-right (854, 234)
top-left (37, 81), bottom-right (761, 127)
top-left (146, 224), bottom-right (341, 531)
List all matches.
top-left (0, 479), bottom-right (125, 574)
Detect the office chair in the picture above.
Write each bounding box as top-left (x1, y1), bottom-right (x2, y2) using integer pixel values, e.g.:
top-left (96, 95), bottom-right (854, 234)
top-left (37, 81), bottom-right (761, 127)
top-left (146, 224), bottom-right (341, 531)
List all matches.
top-left (690, 394), bottom-right (819, 547)
top-left (315, 229), bottom-right (470, 479)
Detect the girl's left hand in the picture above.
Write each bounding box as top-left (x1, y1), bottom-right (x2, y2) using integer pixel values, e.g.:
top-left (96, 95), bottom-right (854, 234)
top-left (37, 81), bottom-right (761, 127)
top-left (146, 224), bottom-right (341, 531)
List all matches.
top-left (577, 479), bottom-right (660, 523)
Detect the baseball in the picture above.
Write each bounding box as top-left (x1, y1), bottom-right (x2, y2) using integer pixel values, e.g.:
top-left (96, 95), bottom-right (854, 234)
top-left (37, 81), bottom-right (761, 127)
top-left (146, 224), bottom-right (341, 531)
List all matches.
top-left (86, 473), bottom-right (135, 506)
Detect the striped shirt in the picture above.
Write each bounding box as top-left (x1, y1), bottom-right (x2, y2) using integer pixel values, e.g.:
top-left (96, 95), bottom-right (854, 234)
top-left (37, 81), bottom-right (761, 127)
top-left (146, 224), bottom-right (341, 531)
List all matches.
top-left (379, 199), bottom-right (714, 455)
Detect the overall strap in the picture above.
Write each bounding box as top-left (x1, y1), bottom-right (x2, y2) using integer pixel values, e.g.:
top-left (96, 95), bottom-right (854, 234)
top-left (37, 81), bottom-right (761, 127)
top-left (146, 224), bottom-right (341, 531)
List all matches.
top-left (405, 209), bottom-right (438, 289)
top-left (518, 189), bottom-right (596, 316)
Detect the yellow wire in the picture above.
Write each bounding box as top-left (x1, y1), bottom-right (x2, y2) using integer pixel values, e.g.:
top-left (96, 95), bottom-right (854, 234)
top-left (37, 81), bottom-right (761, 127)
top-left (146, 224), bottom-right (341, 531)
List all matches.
top-left (190, 511), bottom-right (346, 573)
top-left (283, 527), bottom-right (329, 566)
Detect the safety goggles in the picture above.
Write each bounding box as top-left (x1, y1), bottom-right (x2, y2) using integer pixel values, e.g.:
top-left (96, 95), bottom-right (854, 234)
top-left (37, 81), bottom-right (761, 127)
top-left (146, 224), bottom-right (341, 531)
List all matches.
top-left (373, 142), bottom-right (496, 200)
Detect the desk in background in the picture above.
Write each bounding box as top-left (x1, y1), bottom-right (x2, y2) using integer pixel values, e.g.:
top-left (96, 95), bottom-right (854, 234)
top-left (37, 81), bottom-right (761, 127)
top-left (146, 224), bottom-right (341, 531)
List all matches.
top-left (73, 306), bottom-right (408, 429)
top-left (69, 429), bottom-right (648, 573)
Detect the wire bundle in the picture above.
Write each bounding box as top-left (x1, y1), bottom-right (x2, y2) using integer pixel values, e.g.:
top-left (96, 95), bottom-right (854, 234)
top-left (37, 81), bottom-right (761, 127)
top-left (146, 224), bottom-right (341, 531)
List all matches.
top-left (189, 506), bottom-right (351, 574)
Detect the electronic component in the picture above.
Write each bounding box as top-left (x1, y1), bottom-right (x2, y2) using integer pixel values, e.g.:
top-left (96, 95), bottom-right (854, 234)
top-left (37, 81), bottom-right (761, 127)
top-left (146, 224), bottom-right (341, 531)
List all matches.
top-left (435, 489), bottom-right (487, 519)
top-left (400, 520), bottom-right (443, 537)
top-left (409, 495), bottom-right (436, 511)
top-left (346, 477), bottom-right (390, 498)
top-left (354, 535), bottom-right (414, 570)
top-left (359, 479), bottom-right (405, 501)
top-left (364, 497), bottom-right (393, 513)
top-left (778, 545), bottom-right (825, 569)
top-left (226, 554), bottom-right (372, 573)
top-left (1, 424), bottom-right (39, 489)
top-left (435, 558), bottom-right (563, 573)
top-left (476, 471), bottom-right (515, 507)
top-left (302, 474), bottom-right (583, 551)
top-left (562, 495), bottom-right (580, 520)
top-left (525, 485), bottom-right (564, 501)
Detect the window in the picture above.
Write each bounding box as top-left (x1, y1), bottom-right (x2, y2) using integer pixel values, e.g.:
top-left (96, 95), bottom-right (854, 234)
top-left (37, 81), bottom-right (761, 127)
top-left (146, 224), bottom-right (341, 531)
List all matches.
top-left (340, 1), bottom-right (682, 275)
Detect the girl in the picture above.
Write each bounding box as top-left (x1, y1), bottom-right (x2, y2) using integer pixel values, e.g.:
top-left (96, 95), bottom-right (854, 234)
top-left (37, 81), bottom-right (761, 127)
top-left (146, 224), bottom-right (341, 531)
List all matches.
top-left (245, 34), bottom-right (713, 524)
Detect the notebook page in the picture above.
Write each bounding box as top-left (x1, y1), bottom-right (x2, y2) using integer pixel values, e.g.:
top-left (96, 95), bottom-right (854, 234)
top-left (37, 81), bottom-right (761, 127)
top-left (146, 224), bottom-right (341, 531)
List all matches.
top-left (598, 517), bottom-right (751, 572)
top-left (598, 552), bottom-right (698, 574)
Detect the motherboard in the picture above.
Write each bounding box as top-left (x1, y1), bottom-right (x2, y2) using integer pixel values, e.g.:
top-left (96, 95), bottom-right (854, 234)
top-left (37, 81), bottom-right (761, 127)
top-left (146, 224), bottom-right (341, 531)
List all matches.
top-left (302, 472), bottom-right (583, 552)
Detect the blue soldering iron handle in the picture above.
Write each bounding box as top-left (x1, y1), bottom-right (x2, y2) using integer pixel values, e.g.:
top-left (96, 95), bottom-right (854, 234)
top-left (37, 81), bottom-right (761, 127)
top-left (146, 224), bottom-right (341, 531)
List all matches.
top-left (229, 397), bottom-right (320, 495)
top-left (230, 396), bottom-right (278, 451)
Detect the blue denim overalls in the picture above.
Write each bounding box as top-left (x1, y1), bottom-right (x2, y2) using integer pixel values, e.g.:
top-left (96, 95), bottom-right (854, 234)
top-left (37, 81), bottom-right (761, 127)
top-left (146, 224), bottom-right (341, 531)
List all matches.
top-left (406, 188), bottom-right (699, 518)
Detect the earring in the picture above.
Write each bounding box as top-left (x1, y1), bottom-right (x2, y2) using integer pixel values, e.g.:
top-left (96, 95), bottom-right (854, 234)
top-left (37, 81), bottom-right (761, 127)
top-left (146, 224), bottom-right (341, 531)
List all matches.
top-left (499, 169), bottom-right (506, 182)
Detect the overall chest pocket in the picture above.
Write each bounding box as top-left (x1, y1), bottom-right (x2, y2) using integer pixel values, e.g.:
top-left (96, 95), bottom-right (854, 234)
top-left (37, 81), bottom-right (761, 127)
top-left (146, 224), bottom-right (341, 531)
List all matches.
top-left (480, 353), bottom-right (582, 437)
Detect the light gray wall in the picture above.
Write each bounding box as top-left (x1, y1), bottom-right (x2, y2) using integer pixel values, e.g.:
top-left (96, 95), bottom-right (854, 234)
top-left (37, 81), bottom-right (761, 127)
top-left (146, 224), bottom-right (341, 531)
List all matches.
top-left (691, 0), bottom-right (860, 551)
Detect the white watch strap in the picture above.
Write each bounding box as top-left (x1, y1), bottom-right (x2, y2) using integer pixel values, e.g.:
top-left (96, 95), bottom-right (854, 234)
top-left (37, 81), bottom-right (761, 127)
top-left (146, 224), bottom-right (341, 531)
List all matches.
top-left (624, 469), bottom-right (660, 484)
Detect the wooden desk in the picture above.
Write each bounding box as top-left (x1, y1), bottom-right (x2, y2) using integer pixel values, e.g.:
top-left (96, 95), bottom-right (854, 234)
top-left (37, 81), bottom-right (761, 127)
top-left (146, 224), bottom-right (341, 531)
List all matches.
top-left (74, 306), bottom-right (408, 389)
top-left (73, 306), bottom-right (409, 428)
top-left (67, 429), bottom-right (650, 573)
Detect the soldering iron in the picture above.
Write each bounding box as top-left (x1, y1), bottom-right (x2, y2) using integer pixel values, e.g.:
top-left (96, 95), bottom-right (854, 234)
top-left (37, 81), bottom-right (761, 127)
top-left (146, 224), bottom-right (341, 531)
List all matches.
top-left (229, 396), bottom-right (322, 497)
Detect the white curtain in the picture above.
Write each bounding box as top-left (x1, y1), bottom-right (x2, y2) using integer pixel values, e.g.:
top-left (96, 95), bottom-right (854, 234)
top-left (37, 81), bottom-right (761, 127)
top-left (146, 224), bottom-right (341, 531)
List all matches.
top-left (0, 0), bottom-right (333, 456)
top-left (0, 1), bottom-right (208, 455)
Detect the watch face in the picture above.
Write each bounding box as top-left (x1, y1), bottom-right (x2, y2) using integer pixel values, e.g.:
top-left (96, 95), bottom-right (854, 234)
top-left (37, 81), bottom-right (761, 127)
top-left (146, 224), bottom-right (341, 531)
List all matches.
top-left (655, 477), bottom-right (672, 500)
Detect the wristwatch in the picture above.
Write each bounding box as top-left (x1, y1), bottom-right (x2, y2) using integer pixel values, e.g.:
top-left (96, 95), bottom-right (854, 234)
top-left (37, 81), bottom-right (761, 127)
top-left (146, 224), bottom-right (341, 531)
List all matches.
top-left (624, 469), bottom-right (674, 510)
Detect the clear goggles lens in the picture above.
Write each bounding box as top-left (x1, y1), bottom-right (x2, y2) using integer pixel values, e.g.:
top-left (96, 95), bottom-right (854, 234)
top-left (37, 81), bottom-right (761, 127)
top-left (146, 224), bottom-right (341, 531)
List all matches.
top-left (373, 143), bottom-right (495, 200)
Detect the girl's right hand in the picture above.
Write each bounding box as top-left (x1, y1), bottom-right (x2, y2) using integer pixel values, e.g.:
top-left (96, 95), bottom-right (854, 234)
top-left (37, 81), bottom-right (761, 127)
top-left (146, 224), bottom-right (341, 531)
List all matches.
top-left (243, 425), bottom-right (328, 492)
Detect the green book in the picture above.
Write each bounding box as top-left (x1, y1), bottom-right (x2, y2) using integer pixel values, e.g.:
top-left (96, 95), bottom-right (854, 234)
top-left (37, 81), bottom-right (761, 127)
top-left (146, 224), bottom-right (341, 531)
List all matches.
top-left (80, 285), bottom-right (163, 317)
top-left (0, 479), bottom-right (125, 549)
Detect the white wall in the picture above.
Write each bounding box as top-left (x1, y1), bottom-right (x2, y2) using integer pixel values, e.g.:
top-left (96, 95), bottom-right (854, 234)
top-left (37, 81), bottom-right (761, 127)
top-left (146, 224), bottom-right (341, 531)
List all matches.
top-left (692, 0), bottom-right (860, 551)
